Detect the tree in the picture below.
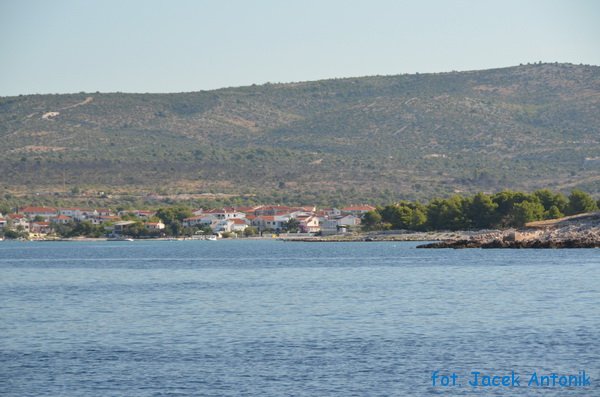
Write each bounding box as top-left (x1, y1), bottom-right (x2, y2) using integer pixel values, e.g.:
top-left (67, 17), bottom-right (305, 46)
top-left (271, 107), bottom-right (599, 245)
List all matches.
top-left (380, 205), bottom-right (412, 229)
top-left (378, 201), bottom-right (427, 230)
top-left (156, 206), bottom-right (192, 236)
top-left (466, 193), bottom-right (498, 229)
top-left (156, 206), bottom-right (193, 224)
top-left (566, 190), bottom-right (598, 215)
top-left (0, 203), bottom-right (11, 215)
top-left (243, 226), bottom-right (258, 237)
top-left (283, 218), bottom-right (300, 233)
top-left (533, 189), bottom-right (568, 213)
top-left (545, 205), bottom-right (563, 220)
top-left (362, 210), bottom-right (382, 230)
top-left (509, 201), bottom-right (545, 227)
top-left (4, 229), bottom-right (27, 239)
top-left (426, 196), bottom-right (468, 230)
top-left (492, 190), bottom-right (535, 226)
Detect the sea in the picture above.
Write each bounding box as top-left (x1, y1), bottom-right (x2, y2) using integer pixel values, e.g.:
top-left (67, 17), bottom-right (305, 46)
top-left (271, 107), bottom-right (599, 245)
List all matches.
top-left (1, 240), bottom-right (598, 396)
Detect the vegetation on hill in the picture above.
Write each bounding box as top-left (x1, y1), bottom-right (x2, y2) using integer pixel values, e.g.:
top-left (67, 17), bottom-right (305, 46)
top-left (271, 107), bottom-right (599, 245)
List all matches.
top-left (1, 62), bottom-right (599, 204)
top-left (362, 189), bottom-right (599, 231)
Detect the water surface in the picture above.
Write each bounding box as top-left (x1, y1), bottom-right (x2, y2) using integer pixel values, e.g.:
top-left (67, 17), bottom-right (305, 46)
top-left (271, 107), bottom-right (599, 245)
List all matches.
top-left (1, 240), bottom-right (598, 396)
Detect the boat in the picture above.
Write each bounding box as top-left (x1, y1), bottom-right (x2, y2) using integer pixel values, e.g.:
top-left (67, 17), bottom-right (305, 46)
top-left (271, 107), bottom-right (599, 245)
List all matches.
top-left (206, 235), bottom-right (217, 241)
top-left (107, 237), bottom-right (134, 241)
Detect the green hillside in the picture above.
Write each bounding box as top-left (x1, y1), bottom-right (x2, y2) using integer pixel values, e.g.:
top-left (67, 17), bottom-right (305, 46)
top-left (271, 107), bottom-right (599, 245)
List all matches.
top-left (1, 62), bottom-right (599, 204)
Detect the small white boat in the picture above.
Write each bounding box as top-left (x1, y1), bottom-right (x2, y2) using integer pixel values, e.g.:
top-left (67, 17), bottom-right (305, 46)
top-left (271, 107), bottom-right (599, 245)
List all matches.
top-left (206, 235), bottom-right (217, 241)
top-left (107, 237), bottom-right (134, 242)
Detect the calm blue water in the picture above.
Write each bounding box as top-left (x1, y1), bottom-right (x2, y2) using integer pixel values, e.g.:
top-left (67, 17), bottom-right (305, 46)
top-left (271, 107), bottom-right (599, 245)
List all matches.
top-left (0, 240), bottom-right (599, 396)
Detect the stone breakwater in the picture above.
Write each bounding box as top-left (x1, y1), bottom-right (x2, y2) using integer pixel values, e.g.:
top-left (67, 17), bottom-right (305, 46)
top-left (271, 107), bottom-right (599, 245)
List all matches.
top-left (418, 212), bottom-right (600, 249)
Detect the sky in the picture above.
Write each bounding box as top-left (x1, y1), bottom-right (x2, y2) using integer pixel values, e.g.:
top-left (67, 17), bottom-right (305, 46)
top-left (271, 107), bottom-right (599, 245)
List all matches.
top-left (1, 0), bottom-right (598, 96)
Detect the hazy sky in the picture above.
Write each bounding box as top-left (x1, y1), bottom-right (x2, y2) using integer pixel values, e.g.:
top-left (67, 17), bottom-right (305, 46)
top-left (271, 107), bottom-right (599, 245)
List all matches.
top-left (1, 0), bottom-right (598, 96)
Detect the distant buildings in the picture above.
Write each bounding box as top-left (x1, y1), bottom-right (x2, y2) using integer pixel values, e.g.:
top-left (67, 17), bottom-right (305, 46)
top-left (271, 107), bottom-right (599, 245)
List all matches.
top-left (1, 203), bottom-right (365, 238)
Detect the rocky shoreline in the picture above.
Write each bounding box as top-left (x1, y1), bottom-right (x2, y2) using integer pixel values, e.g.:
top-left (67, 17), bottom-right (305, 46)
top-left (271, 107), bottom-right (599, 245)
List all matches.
top-left (280, 230), bottom-right (472, 242)
top-left (417, 212), bottom-right (600, 249)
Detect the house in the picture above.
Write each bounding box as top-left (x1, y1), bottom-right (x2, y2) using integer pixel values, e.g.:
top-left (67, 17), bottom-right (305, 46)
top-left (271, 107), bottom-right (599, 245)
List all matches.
top-left (341, 205), bottom-right (376, 216)
top-left (213, 219), bottom-right (234, 233)
top-left (297, 215), bottom-right (320, 233)
top-left (96, 208), bottom-right (112, 217)
top-left (320, 208), bottom-right (342, 217)
top-left (134, 210), bottom-right (155, 219)
top-left (183, 215), bottom-right (213, 228)
top-left (30, 221), bottom-right (51, 235)
top-left (107, 221), bottom-right (137, 236)
top-left (0, 217), bottom-right (6, 230)
top-left (8, 214), bottom-right (30, 231)
top-left (235, 205), bottom-right (263, 215)
top-left (337, 214), bottom-right (362, 226)
top-left (59, 208), bottom-right (86, 220)
top-left (203, 208), bottom-right (246, 220)
top-left (254, 206), bottom-right (315, 216)
top-left (118, 210), bottom-right (156, 219)
top-left (252, 215), bottom-right (290, 232)
top-left (19, 206), bottom-right (58, 220)
top-left (230, 218), bottom-right (249, 232)
top-left (97, 215), bottom-right (121, 224)
top-left (145, 221), bottom-right (165, 231)
top-left (51, 215), bottom-right (72, 225)
top-left (320, 214), bottom-right (361, 235)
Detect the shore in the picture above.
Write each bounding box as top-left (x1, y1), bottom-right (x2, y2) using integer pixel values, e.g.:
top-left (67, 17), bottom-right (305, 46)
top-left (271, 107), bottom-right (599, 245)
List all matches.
top-left (278, 230), bottom-right (472, 242)
top-left (418, 212), bottom-right (600, 249)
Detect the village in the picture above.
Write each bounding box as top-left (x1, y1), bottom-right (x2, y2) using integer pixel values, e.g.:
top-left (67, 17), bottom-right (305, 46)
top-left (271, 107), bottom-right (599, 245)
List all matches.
top-left (0, 204), bottom-right (376, 240)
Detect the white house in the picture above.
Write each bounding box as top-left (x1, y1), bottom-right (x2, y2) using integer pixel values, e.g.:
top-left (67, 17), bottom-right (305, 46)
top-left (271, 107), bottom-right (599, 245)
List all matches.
top-left (230, 218), bottom-right (249, 232)
top-left (8, 214), bottom-right (30, 231)
top-left (337, 214), bottom-right (362, 226)
top-left (296, 215), bottom-right (320, 233)
top-left (183, 215), bottom-right (215, 228)
top-left (145, 221), bottom-right (165, 231)
top-left (59, 208), bottom-right (98, 221)
top-left (203, 208), bottom-right (246, 220)
top-left (320, 214), bottom-right (361, 234)
top-left (252, 215), bottom-right (290, 232)
top-left (51, 215), bottom-right (72, 225)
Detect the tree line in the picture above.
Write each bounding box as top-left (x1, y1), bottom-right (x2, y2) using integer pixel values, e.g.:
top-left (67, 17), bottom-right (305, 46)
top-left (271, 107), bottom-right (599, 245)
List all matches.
top-left (362, 189), bottom-right (599, 231)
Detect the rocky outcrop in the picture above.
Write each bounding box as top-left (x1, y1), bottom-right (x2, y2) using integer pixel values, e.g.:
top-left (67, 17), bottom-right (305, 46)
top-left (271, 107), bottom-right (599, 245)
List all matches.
top-left (418, 212), bottom-right (600, 249)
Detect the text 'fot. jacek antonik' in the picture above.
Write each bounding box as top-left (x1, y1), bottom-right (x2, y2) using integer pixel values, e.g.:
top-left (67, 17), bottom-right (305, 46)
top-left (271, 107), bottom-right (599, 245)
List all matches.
top-left (431, 370), bottom-right (591, 388)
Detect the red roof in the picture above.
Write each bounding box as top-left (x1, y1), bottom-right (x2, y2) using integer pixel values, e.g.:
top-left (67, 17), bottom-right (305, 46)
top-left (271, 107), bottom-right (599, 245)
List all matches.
top-left (53, 215), bottom-right (71, 220)
top-left (231, 218), bottom-right (247, 224)
top-left (9, 214), bottom-right (25, 219)
top-left (236, 206), bottom-right (262, 213)
top-left (341, 205), bottom-right (376, 211)
top-left (20, 206), bottom-right (57, 213)
top-left (204, 207), bottom-right (239, 214)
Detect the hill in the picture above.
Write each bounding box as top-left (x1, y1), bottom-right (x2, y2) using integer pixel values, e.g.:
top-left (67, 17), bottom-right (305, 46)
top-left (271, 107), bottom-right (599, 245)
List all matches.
top-left (1, 62), bottom-right (599, 205)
